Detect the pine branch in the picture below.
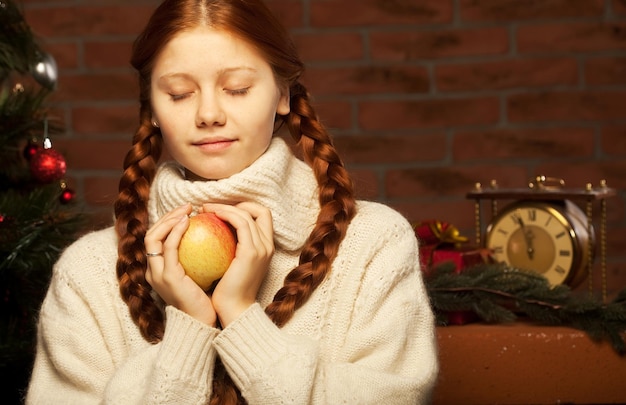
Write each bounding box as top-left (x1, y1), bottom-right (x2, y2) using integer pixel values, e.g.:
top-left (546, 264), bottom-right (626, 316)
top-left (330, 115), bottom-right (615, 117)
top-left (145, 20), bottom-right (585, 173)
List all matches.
top-left (0, 0), bottom-right (40, 76)
top-left (425, 262), bottom-right (626, 355)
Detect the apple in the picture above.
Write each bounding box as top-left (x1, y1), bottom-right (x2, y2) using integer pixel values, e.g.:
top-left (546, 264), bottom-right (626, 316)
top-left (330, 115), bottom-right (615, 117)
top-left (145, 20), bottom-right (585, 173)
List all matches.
top-left (178, 212), bottom-right (237, 290)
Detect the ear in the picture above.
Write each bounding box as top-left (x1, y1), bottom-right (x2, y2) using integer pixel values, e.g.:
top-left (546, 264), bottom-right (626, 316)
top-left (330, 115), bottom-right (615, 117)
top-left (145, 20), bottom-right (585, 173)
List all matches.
top-left (276, 85), bottom-right (290, 116)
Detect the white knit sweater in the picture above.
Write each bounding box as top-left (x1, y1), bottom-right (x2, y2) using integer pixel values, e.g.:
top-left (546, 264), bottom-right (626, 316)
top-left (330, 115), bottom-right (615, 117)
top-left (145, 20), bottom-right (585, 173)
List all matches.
top-left (26, 137), bottom-right (438, 404)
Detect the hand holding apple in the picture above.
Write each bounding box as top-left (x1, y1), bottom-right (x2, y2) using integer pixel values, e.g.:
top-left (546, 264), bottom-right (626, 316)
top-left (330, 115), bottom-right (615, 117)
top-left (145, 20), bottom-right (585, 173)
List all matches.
top-left (178, 212), bottom-right (237, 290)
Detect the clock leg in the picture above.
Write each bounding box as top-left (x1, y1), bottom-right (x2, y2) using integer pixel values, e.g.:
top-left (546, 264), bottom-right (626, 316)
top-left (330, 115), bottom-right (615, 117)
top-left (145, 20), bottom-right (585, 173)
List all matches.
top-left (585, 198), bottom-right (594, 298)
top-left (601, 198), bottom-right (607, 303)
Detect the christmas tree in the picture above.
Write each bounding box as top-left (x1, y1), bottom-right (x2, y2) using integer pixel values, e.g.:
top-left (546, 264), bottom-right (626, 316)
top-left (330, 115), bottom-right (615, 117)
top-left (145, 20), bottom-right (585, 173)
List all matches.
top-left (1, 0), bottom-right (84, 401)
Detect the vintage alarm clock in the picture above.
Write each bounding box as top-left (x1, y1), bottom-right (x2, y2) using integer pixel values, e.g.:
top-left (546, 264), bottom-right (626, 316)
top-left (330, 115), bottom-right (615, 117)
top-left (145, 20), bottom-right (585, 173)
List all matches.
top-left (467, 176), bottom-right (615, 294)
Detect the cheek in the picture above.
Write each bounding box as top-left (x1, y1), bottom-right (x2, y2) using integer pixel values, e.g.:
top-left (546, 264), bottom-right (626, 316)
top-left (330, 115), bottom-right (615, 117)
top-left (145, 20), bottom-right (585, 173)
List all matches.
top-left (159, 129), bottom-right (184, 159)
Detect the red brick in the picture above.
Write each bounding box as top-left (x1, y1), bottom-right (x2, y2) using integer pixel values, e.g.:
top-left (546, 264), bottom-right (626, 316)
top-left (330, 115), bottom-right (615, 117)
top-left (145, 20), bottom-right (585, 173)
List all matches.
top-left (601, 262), bottom-right (626, 301)
top-left (24, 0), bottom-right (158, 3)
top-left (309, 100), bottom-right (353, 131)
top-left (24, 5), bottom-right (155, 37)
top-left (43, 43), bottom-right (79, 71)
top-left (613, 0), bottom-right (626, 16)
top-left (572, 260), bottom-right (626, 302)
top-left (84, 41), bottom-right (134, 69)
top-left (518, 22), bottom-right (626, 54)
top-left (460, 0), bottom-right (604, 22)
top-left (294, 33), bottom-right (364, 62)
top-left (46, 108), bottom-right (68, 129)
top-left (54, 139), bottom-right (129, 170)
top-left (358, 97), bottom-right (500, 130)
top-left (347, 169), bottom-right (380, 200)
top-left (265, 0), bottom-right (304, 29)
top-left (606, 226), bottom-right (626, 261)
top-left (83, 175), bottom-right (120, 206)
top-left (385, 165), bottom-right (528, 199)
top-left (72, 105), bottom-right (138, 135)
top-left (436, 58), bottom-right (578, 92)
top-left (334, 133), bottom-right (447, 164)
top-left (82, 207), bottom-right (117, 232)
top-left (585, 56), bottom-right (626, 85)
top-left (508, 91), bottom-right (626, 123)
top-left (310, 0), bottom-right (453, 27)
top-left (303, 65), bottom-right (429, 96)
top-left (391, 200), bottom-right (478, 232)
top-left (453, 128), bottom-right (595, 161)
top-left (601, 126), bottom-right (626, 156)
top-left (371, 27), bottom-right (509, 61)
top-left (53, 72), bottom-right (138, 102)
top-left (534, 161), bottom-right (626, 191)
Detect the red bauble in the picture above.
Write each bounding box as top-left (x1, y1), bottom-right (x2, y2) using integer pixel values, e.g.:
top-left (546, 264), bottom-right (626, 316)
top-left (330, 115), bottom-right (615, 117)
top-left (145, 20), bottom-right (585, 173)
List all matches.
top-left (23, 143), bottom-right (40, 160)
top-left (60, 188), bottom-right (75, 204)
top-left (30, 148), bottom-right (67, 183)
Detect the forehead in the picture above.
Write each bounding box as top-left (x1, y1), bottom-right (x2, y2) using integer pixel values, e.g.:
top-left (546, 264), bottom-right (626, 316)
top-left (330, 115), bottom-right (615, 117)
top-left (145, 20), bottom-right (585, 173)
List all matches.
top-left (153, 27), bottom-right (269, 76)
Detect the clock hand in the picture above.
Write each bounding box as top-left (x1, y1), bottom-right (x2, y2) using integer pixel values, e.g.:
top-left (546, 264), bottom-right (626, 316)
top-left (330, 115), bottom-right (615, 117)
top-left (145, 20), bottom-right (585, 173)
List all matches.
top-left (515, 215), bottom-right (535, 260)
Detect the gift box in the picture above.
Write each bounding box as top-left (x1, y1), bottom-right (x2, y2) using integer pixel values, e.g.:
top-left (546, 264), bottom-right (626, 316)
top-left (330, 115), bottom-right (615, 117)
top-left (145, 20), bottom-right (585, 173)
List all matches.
top-left (415, 220), bottom-right (491, 275)
top-left (414, 220), bottom-right (493, 325)
top-left (428, 245), bottom-right (492, 274)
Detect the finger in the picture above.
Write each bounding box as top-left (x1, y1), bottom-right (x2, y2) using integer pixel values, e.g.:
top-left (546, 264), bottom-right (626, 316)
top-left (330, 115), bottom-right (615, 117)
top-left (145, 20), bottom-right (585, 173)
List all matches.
top-left (235, 202), bottom-right (273, 241)
top-left (146, 215), bottom-right (189, 290)
top-left (149, 203), bottom-right (192, 230)
top-left (145, 204), bottom-right (192, 253)
top-left (162, 215), bottom-right (189, 273)
top-left (202, 202), bottom-right (273, 254)
top-left (211, 207), bottom-right (260, 249)
top-left (203, 202), bottom-right (273, 242)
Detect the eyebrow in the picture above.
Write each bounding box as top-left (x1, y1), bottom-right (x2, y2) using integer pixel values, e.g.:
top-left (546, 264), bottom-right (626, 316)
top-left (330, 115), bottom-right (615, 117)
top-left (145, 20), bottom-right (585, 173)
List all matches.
top-left (158, 66), bottom-right (259, 82)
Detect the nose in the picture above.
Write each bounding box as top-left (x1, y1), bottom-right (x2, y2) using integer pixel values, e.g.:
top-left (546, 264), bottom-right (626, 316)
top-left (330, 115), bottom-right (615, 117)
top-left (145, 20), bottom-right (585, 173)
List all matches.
top-left (195, 92), bottom-right (226, 127)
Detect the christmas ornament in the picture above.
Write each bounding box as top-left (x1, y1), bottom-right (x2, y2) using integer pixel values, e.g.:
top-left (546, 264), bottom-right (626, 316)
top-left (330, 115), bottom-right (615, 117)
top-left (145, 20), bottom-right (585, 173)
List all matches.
top-left (29, 122), bottom-right (66, 183)
top-left (23, 141), bottom-right (39, 160)
top-left (59, 181), bottom-right (75, 204)
top-left (30, 147), bottom-right (66, 183)
top-left (31, 51), bottom-right (58, 90)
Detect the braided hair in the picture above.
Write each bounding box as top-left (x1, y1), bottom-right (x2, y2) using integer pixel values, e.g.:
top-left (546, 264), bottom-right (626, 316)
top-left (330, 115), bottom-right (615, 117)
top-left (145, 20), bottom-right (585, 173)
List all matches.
top-left (114, 1), bottom-right (356, 403)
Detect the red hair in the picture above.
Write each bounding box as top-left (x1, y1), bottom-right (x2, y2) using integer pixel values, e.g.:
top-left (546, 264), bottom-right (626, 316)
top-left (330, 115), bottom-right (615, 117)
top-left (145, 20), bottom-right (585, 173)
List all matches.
top-left (114, 0), bottom-right (356, 403)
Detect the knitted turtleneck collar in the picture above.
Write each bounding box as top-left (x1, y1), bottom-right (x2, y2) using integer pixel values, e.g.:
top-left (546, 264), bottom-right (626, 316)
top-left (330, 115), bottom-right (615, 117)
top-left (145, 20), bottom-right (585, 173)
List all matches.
top-left (148, 137), bottom-right (320, 252)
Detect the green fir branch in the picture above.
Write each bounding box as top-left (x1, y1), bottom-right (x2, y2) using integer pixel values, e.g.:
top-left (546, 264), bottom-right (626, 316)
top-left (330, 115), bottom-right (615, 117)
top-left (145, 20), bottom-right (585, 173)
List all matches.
top-left (425, 262), bottom-right (626, 355)
top-left (0, 185), bottom-right (84, 274)
top-left (0, 0), bottom-right (40, 76)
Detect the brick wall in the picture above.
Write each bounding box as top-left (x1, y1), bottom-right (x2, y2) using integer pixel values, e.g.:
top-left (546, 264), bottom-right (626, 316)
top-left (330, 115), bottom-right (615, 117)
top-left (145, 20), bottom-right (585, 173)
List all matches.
top-left (19, 0), bottom-right (626, 296)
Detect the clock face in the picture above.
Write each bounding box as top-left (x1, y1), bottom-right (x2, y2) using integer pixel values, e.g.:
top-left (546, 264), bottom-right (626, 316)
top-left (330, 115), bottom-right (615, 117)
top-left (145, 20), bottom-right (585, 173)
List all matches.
top-left (486, 204), bottom-right (578, 285)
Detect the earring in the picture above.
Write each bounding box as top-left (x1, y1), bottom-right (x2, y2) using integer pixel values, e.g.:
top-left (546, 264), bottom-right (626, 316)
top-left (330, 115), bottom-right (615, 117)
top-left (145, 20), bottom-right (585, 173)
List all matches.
top-left (152, 120), bottom-right (159, 128)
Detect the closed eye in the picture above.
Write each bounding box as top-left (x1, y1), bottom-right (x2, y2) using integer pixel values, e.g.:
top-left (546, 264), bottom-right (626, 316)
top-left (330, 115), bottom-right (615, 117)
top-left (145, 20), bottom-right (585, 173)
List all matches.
top-left (170, 93), bottom-right (191, 101)
top-left (226, 88), bottom-right (250, 96)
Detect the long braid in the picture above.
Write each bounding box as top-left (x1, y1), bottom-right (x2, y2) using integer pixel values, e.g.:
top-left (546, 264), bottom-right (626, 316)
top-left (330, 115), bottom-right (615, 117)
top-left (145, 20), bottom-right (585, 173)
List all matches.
top-left (265, 82), bottom-right (357, 327)
top-left (114, 108), bottom-right (165, 343)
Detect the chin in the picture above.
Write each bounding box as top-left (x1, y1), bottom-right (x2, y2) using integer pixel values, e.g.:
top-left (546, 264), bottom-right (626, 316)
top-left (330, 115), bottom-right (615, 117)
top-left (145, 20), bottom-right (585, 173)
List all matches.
top-left (183, 166), bottom-right (243, 181)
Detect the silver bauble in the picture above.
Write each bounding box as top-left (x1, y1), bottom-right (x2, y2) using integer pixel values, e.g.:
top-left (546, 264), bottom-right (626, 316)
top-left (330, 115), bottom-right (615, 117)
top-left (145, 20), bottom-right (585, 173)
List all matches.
top-left (31, 51), bottom-right (58, 90)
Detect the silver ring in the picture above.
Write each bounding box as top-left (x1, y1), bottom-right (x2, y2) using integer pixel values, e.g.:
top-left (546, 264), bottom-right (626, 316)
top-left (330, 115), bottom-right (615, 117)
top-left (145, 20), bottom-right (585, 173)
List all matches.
top-left (146, 252), bottom-right (163, 257)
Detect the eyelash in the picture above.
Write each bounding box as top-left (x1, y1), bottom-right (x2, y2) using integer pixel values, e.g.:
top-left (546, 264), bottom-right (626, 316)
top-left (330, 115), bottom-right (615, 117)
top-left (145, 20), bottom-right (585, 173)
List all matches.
top-left (170, 93), bottom-right (190, 101)
top-left (226, 88), bottom-right (250, 96)
top-left (168, 88), bottom-right (249, 101)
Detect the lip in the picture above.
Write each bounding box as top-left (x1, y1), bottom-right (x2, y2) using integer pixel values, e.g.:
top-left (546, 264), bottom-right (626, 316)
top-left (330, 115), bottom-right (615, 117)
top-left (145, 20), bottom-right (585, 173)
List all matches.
top-left (192, 137), bottom-right (236, 152)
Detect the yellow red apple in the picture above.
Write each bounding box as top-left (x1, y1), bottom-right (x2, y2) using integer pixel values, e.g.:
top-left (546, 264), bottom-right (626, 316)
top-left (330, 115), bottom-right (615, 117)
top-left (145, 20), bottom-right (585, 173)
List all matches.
top-left (178, 212), bottom-right (237, 290)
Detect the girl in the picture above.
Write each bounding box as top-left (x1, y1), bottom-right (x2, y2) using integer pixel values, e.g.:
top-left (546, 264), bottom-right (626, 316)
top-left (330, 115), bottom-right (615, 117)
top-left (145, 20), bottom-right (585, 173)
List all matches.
top-left (26, 0), bottom-right (438, 403)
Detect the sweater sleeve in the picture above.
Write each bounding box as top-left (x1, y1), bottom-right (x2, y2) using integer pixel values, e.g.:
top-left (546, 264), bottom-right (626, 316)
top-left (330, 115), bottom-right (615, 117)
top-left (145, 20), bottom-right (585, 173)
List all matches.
top-left (25, 230), bottom-right (220, 405)
top-left (213, 207), bottom-right (439, 404)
